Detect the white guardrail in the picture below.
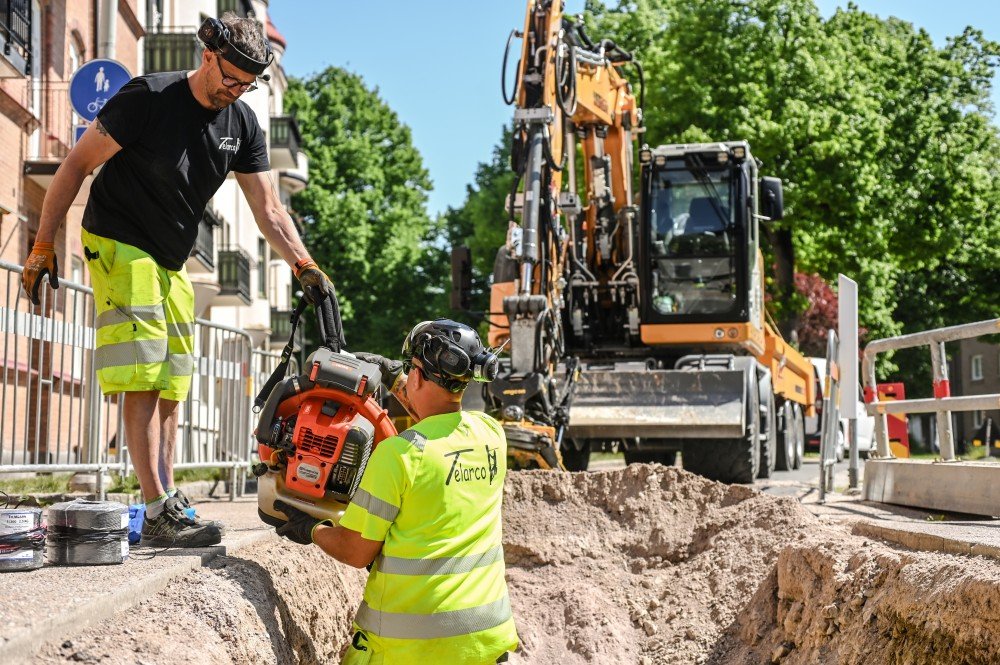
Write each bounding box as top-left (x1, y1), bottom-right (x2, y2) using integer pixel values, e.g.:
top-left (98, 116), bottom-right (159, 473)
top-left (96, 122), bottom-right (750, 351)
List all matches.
top-left (862, 318), bottom-right (1000, 461)
top-left (0, 259), bottom-right (284, 499)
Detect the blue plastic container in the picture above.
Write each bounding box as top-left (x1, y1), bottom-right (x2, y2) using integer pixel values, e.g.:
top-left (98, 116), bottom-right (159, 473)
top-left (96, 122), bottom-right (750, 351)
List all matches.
top-left (128, 504), bottom-right (197, 544)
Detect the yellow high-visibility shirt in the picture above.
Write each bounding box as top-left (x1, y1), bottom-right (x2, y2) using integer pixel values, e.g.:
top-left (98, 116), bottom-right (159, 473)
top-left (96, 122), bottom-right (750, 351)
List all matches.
top-left (339, 410), bottom-right (518, 665)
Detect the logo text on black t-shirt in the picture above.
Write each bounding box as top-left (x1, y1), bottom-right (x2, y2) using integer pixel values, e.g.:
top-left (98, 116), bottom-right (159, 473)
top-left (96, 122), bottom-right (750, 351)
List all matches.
top-left (219, 137), bottom-right (242, 152)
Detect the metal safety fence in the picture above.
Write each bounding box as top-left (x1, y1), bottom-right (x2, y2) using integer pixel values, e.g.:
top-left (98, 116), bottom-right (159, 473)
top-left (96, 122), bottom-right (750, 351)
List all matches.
top-left (862, 317), bottom-right (1000, 461)
top-left (0, 260), bottom-right (284, 499)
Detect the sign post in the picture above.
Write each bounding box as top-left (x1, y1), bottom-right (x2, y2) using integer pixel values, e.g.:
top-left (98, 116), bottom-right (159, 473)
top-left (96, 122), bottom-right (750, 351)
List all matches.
top-left (838, 275), bottom-right (859, 490)
top-left (69, 59), bottom-right (132, 123)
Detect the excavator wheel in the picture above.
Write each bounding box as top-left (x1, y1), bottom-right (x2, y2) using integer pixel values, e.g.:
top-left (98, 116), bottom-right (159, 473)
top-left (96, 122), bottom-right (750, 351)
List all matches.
top-left (775, 401), bottom-right (796, 471)
top-left (757, 377), bottom-right (777, 479)
top-left (623, 448), bottom-right (677, 467)
top-left (792, 403), bottom-right (806, 469)
top-left (560, 439), bottom-right (591, 472)
top-left (683, 369), bottom-right (761, 484)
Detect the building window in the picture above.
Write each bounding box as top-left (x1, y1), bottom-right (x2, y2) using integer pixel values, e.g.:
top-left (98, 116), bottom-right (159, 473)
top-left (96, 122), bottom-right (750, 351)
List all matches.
top-left (971, 355), bottom-right (983, 382)
top-left (258, 238), bottom-right (267, 298)
top-left (973, 410), bottom-right (984, 429)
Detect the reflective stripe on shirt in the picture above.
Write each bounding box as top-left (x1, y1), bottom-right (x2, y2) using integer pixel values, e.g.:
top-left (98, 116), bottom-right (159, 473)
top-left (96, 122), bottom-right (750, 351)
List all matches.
top-left (398, 429), bottom-right (427, 451)
top-left (355, 594), bottom-right (512, 640)
top-left (351, 487), bottom-right (399, 522)
top-left (377, 543), bottom-right (505, 576)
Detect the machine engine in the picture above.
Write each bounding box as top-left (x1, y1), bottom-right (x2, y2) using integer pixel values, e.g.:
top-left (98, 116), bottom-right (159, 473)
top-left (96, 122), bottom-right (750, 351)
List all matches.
top-left (254, 347), bottom-right (397, 526)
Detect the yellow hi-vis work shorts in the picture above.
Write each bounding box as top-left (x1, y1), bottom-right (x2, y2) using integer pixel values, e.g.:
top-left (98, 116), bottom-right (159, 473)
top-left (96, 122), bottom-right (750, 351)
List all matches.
top-left (81, 229), bottom-right (194, 402)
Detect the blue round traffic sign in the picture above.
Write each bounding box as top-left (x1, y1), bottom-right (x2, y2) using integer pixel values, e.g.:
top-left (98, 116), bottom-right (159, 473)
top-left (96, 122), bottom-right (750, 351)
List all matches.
top-left (69, 59), bottom-right (132, 122)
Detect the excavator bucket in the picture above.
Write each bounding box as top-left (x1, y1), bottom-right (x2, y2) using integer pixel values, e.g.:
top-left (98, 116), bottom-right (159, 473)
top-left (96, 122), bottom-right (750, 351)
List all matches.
top-left (567, 368), bottom-right (747, 440)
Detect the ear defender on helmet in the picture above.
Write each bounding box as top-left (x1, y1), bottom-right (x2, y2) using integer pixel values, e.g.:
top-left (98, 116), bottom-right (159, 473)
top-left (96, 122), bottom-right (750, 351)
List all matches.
top-left (198, 17), bottom-right (274, 80)
top-left (402, 319), bottom-right (500, 393)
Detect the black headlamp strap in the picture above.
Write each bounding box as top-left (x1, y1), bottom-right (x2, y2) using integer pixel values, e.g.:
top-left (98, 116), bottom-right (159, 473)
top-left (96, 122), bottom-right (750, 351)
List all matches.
top-left (219, 43), bottom-right (273, 78)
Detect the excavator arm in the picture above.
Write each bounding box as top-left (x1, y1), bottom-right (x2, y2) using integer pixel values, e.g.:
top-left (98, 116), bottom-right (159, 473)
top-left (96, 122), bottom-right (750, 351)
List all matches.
top-left (485, 0), bottom-right (642, 469)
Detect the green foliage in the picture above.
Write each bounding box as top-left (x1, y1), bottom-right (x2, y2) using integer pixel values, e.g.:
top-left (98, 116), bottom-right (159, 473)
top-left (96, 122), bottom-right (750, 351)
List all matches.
top-left (285, 68), bottom-right (443, 356)
top-left (589, 0), bottom-right (1000, 380)
top-left (438, 127), bottom-right (516, 323)
top-left (446, 1), bottom-right (1000, 391)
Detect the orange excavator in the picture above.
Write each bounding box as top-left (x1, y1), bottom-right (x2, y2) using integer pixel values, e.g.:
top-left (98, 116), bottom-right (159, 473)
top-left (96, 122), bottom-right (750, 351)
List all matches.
top-left (455, 0), bottom-right (816, 483)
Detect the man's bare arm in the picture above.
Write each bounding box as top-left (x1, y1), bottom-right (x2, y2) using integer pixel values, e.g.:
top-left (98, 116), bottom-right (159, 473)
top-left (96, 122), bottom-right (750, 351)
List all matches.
top-left (236, 170), bottom-right (312, 268)
top-left (34, 119), bottom-right (122, 243)
top-left (311, 523), bottom-right (383, 568)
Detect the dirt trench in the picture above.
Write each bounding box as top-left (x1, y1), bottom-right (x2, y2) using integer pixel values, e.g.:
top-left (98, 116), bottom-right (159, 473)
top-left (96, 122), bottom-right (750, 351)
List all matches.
top-left (38, 465), bottom-right (1000, 664)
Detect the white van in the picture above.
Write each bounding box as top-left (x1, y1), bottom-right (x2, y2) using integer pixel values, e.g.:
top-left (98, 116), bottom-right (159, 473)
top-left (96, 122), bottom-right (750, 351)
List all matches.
top-left (804, 358), bottom-right (876, 461)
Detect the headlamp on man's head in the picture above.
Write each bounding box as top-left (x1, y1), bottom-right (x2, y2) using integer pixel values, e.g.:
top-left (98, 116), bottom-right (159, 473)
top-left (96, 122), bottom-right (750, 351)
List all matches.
top-left (198, 17), bottom-right (273, 81)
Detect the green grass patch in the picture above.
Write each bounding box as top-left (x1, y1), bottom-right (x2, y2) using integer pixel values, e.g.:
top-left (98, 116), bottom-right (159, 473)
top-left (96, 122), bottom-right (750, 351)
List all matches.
top-left (0, 473), bottom-right (73, 496)
top-left (0, 467), bottom-right (234, 501)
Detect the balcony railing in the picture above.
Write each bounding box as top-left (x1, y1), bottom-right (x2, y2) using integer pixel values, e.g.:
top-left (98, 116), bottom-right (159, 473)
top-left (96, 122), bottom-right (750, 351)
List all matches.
top-left (144, 31), bottom-right (201, 74)
top-left (217, 246), bottom-right (252, 305)
top-left (190, 210), bottom-right (217, 270)
top-left (1, 0), bottom-right (32, 76)
top-left (270, 308), bottom-right (292, 342)
top-left (217, 0), bottom-right (253, 18)
top-left (269, 115), bottom-right (301, 170)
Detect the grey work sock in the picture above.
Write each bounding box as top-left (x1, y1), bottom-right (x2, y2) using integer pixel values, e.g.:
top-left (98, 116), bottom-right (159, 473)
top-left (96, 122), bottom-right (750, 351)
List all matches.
top-left (146, 493), bottom-right (170, 519)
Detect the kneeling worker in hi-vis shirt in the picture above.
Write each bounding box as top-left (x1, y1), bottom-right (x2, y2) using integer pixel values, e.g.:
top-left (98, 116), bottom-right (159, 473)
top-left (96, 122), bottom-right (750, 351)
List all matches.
top-left (274, 319), bottom-right (519, 664)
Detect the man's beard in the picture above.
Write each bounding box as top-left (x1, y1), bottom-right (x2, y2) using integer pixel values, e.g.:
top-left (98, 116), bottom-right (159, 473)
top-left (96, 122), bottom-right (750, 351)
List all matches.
top-left (206, 83), bottom-right (237, 111)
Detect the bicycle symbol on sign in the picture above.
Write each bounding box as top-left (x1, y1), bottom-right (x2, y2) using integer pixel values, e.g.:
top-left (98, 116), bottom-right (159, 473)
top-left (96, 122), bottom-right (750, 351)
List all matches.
top-left (86, 97), bottom-right (108, 114)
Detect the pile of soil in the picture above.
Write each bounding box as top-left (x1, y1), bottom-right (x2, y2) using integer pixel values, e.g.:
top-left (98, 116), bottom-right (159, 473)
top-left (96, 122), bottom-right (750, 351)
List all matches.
top-left (37, 541), bottom-right (369, 665)
top-left (502, 464), bottom-right (822, 664)
top-left (717, 538), bottom-right (1000, 664)
top-left (34, 464), bottom-right (1000, 664)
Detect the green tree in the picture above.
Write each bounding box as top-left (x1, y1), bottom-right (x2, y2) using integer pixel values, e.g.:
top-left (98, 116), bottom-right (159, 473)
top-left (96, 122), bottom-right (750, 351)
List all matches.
top-left (439, 127), bottom-right (516, 323)
top-left (583, 0), bottom-right (1000, 381)
top-left (285, 67), bottom-right (443, 355)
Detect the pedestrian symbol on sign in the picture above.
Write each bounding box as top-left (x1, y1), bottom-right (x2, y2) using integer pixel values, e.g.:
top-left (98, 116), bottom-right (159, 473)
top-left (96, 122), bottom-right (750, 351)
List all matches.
top-left (70, 59), bottom-right (132, 123)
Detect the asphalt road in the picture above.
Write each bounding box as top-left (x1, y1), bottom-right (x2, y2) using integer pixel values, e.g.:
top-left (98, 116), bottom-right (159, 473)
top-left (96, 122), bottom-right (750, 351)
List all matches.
top-left (588, 453), bottom-right (858, 497)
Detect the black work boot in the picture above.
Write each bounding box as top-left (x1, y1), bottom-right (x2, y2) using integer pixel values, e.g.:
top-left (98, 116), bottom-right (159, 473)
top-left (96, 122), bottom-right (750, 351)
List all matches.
top-left (173, 489), bottom-right (227, 534)
top-left (140, 497), bottom-right (222, 548)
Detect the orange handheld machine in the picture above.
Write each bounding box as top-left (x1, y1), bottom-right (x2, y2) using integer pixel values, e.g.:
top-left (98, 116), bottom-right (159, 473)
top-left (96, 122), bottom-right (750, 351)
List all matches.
top-left (251, 292), bottom-right (397, 527)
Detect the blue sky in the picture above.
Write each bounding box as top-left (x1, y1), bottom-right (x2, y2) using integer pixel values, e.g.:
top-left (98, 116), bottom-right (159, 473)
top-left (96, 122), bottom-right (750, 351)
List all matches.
top-left (268, 1), bottom-right (998, 218)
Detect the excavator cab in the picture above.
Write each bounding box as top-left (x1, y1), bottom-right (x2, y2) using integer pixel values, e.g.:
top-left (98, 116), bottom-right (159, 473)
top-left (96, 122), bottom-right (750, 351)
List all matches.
top-left (640, 142), bottom-right (759, 327)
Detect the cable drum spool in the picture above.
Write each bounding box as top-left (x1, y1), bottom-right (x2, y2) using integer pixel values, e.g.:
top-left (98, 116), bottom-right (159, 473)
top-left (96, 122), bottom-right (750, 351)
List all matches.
top-left (0, 508), bottom-right (45, 572)
top-left (46, 499), bottom-right (129, 566)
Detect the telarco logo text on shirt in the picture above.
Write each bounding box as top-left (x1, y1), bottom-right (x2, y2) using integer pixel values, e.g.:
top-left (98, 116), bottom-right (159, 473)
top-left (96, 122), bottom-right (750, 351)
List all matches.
top-left (218, 137), bottom-right (241, 152)
top-left (444, 446), bottom-right (499, 486)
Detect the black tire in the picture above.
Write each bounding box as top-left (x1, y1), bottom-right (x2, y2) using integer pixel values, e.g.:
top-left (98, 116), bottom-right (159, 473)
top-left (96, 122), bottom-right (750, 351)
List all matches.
top-left (775, 401), bottom-right (796, 471)
top-left (684, 371), bottom-right (760, 484)
top-left (560, 439), bottom-right (591, 471)
top-left (792, 403), bottom-right (805, 469)
top-left (624, 448), bottom-right (677, 467)
top-left (758, 383), bottom-right (777, 479)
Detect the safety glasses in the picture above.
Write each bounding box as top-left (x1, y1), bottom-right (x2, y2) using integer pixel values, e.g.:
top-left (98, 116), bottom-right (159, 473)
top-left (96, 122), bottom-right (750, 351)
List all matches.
top-left (215, 54), bottom-right (258, 93)
top-left (402, 359), bottom-right (429, 381)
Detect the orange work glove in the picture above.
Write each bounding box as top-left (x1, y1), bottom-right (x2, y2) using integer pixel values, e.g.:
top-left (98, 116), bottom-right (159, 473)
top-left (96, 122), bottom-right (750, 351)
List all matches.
top-left (294, 259), bottom-right (336, 304)
top-left (22, 242), bottom-right (60, 306)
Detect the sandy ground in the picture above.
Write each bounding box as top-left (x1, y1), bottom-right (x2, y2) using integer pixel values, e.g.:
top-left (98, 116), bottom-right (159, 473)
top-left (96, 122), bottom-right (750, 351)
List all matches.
top-left (32, 465), bottom-right (1000, 664)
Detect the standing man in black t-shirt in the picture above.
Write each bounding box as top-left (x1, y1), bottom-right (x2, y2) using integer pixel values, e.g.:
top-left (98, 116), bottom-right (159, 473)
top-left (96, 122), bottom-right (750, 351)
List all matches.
top-left (21, 13), bottom-right (334, 547)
